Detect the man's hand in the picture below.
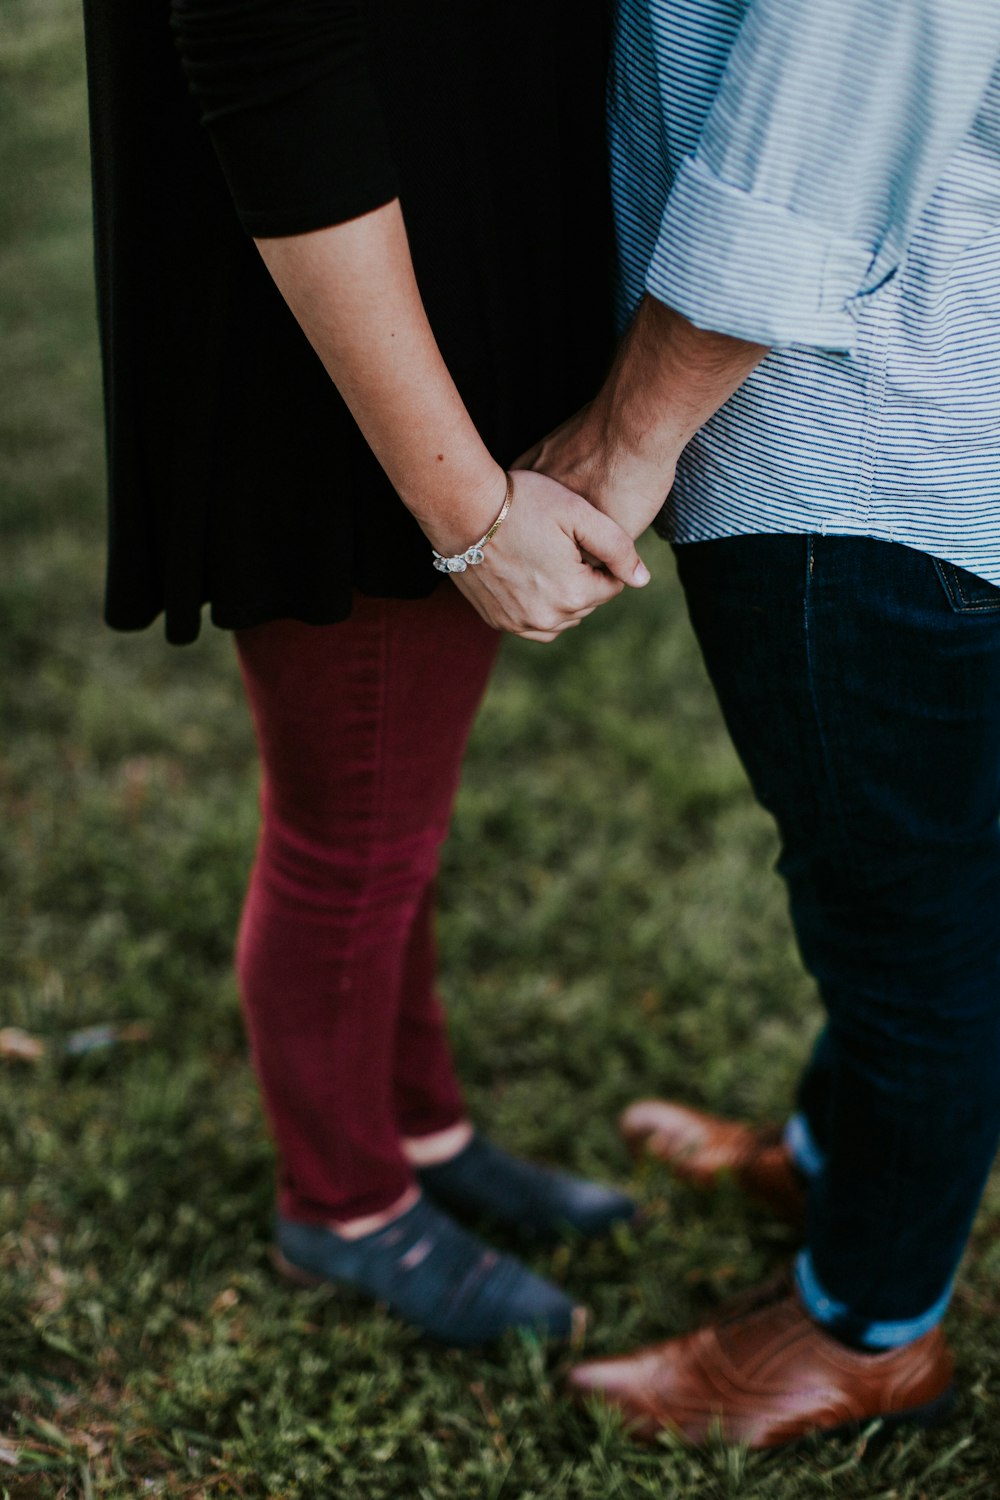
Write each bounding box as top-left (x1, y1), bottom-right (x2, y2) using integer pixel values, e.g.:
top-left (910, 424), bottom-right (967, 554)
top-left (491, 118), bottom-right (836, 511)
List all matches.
top-left (516, 403), bottom-right (676, 542)
top-left (519, 297), bottom-right (768, 542)
top-left (441, 469), bottom-right (650, 643)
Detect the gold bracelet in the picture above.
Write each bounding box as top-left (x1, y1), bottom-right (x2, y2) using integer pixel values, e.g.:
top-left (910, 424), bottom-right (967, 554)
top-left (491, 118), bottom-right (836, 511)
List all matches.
top-left (431, 471), bottom-right (514, 574)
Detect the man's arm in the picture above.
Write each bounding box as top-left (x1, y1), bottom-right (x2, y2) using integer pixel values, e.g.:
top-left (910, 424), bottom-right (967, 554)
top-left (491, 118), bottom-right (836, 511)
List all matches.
top-left (520, 298), bottom-right (766, 540)
top-left (526, 0), bottom-right (1000, 530)
top-left (646, 0), bottom-right (1000, 353)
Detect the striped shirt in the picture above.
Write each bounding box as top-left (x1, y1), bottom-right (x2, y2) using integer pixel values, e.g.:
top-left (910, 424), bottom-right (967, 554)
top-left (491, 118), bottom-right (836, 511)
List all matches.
top-left (610, 1), bottom-right (1000, 581)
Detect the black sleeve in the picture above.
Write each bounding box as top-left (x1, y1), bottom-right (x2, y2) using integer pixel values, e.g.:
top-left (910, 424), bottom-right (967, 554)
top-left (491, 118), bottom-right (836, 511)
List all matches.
top-left (170, 0), bottom-right (399, 236)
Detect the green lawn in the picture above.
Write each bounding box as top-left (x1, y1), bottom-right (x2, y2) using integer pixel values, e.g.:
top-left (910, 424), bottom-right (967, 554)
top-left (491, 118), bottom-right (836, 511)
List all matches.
top-left (2, 3), bottom-right (999, 1496)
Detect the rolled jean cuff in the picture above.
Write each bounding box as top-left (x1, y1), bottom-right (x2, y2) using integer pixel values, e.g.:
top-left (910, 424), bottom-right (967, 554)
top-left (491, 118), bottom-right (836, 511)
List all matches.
top-left (795, 1249), bottom-right (953, 1349)
top-left (783, 1111), bottom-right (826, 1179)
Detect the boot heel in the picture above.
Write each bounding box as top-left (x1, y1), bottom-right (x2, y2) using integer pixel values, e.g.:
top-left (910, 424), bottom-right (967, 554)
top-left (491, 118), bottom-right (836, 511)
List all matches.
top-left (887, 1384), bottom-right (956, 1431)
top-left (270, 1245), bottom-right (326, 1289)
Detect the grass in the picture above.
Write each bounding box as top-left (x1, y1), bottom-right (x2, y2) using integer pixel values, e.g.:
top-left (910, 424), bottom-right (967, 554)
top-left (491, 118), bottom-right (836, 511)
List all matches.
top-left (2, 2), bottom-right (1000, 1495)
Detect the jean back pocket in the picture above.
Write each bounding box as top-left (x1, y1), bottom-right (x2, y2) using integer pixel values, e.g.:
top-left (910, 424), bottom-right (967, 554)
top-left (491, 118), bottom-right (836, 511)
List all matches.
top-left (933, 557), bottom-right (1000, 614)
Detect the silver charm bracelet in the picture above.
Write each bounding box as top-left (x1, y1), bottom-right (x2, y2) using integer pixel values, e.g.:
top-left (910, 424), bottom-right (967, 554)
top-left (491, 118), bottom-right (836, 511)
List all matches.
top-left (431, 471), bottom-right (514, 574)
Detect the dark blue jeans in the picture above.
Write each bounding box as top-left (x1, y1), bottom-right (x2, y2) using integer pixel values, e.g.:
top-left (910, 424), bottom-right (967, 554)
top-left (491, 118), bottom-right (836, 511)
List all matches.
top-left (674, 534), bottom-right (1000, 1347)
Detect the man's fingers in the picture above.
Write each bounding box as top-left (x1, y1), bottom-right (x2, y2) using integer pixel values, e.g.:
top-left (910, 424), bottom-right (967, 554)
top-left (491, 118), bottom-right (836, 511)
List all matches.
top-left (579, 571), bottom-right (625, 607)
top-left (572, 507), bottom-right (650, 589)
top-left (510, 442), bottom-right (542, 472)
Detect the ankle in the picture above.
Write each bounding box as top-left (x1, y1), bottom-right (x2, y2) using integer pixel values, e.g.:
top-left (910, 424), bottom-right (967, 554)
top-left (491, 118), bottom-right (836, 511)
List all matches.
top-left (402, 1119), bottom-right (475, 1167)
top-left (329, 1183), bottom-right (420, 1240)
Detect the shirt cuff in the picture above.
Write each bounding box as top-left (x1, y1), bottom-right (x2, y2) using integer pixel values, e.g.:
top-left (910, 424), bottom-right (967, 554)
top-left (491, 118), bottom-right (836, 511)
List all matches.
top-left (646, 154), bottom-right (879, 352)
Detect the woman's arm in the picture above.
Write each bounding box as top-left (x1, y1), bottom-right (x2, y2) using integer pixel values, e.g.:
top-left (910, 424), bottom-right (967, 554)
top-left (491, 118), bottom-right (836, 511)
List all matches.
top-left (255, 204), bottom-right (649, 640)
top-left (171, 0), bottom-right (648, 639)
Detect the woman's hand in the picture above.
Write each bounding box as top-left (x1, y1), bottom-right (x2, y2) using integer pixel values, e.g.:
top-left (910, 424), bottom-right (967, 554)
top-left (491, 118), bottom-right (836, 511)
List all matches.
top-left (252, 203), bottom-right (656, 641)
top-left (436, 470), bottom-right (650, 643)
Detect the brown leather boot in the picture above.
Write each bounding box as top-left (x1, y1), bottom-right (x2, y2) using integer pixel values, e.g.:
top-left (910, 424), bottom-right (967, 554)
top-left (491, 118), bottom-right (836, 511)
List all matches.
top-left (619, 1099), bottom-right (807, 1226)
top-left (567, 1275), bottom-right (955, 1448)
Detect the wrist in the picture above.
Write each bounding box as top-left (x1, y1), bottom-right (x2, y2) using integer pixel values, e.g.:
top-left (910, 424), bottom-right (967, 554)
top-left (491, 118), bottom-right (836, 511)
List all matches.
top-left (406, 461), bottom-right (508, 557)
top-left (582, 391), bottom-right (681, 503)
top-left (606, 297), bottom-right (766, 463)
top-left (431, 471), bottom-right (514, 573)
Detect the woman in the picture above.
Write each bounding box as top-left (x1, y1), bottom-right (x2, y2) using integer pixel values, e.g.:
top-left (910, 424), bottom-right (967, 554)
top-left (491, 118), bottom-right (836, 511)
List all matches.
top-left (81, 0), bottom-right (646, 1346)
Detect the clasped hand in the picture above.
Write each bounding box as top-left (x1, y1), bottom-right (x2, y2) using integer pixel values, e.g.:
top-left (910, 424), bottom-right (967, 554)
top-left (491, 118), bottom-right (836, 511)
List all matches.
top-left (458, 300), bottom-right (764, 642)
top-left (451, 468), bottom-right (650, 644)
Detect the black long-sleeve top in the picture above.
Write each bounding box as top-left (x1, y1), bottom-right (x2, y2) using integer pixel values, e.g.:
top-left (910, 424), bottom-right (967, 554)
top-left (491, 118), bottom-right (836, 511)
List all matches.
top-left (83, 0), bottom-right (615, 643)
top-left (170, 0), bottom-right (399, 235)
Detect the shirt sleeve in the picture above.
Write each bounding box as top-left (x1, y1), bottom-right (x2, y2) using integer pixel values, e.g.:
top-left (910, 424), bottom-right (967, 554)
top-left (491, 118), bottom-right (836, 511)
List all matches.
top-left (646, 0), bottom-right (1000, 350)
top-left (170, 0), bottom-right (399, 237)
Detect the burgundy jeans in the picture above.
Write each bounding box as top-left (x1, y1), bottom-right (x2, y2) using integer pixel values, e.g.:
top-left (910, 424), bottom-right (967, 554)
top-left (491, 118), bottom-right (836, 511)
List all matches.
top-left (234, 586), bottom-right (500, 1223)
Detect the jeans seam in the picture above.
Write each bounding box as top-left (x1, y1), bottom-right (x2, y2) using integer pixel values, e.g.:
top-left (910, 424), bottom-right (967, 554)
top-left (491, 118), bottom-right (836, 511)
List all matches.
top-left (802, 537), bottom-right (854, 870)
top-left (933, 556), bottom-right (1000, 614)
top-left (802, 536), bottom-right (911, 1316)
top-left (341, 606), bottom-right (409, 1208)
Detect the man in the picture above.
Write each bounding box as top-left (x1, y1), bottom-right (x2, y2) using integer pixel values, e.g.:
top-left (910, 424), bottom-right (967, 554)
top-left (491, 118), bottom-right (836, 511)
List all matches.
top-left (525, 0), bottom-right (1000, 1449)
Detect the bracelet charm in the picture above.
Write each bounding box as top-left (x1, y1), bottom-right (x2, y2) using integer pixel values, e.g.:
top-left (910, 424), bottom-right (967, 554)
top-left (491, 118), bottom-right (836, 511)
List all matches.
top-left (431, 472), bottom-right (513, 574)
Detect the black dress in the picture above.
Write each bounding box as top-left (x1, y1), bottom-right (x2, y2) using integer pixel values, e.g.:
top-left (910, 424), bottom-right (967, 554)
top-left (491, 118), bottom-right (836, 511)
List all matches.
top-left (82, 0), bottom-right (615, 644)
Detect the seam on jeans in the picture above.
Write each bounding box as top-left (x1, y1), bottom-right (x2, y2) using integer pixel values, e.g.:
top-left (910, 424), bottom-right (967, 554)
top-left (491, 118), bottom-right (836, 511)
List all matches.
top-left (933, 556), bottom-right (1000, 614)
top-left (368, 605), bottom-right (391, 919)
top-left (341, 603), bottom-right (390, 1206)
top-left (933, 558), bottom-right (961, 611)
top-left (802, 538), bottom-right (853, 867)
top-left (802, 538), bottom-right (910, 1303)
